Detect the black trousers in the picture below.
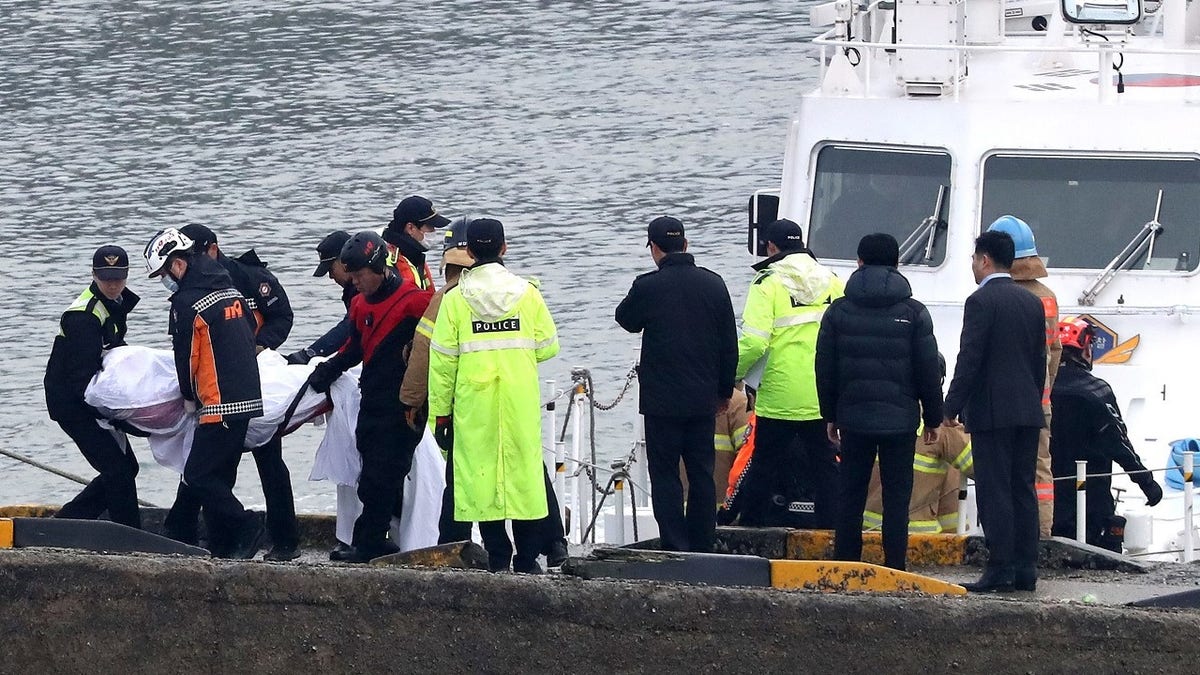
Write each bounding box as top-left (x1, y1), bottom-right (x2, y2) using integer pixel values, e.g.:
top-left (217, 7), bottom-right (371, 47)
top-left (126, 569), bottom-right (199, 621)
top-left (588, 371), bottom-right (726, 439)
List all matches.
top-left (166, 420), bottom-right (251, 545)
top-left (437, 430), bottom-right (567, 554)
top-left (834, 431), bottom-right (915, 570)
top-left (644, 414), bottom-right (716, 552)
top-left (55, 416), bottom-right (141, 529)
top-left (735, 417), bottom-right (839, 529)
top-left (478, 519), bottom-right (543, 569)
top-left (163, 435), bottom-right (298, 549)
top-left (973, 426), bottom-right (1041, 571)
top-left (352, 411), bottom-right (420, 551)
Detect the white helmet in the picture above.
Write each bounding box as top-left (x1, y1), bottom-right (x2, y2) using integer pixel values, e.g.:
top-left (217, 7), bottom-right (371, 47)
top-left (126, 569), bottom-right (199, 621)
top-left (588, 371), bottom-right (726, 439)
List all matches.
top-left (143, 228), bottom-right (194, 277)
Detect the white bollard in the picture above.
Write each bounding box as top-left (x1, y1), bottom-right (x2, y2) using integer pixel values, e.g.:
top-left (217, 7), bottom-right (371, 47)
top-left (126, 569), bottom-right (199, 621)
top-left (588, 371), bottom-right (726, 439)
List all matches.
top-left (631, 345), bottom-right (650, 508)
top-left (612, 472), bottom-right (626, 546)
top-left (1184, 452), bottom-right (1195, 563)
top-left (573, 388), bottom-right (590, 544)
top-left (956, 472), bottom-right (969, 535)
top-left (1076, 460), bottom-right (1088, 544)
top-left (545, 379), bottom-right (567, 528)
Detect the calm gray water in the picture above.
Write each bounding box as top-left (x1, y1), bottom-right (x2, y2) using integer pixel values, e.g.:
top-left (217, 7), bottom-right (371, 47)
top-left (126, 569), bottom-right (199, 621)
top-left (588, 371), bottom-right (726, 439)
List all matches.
top-left (0, 0), bottom-right (820, 511)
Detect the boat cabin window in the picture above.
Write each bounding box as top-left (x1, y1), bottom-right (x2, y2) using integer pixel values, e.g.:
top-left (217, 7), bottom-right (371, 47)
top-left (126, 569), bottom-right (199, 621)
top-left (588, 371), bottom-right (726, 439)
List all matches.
top-left (809, 144), bottom-right (952, 266)
top-left (981, 154), bottom-right (1200, 272)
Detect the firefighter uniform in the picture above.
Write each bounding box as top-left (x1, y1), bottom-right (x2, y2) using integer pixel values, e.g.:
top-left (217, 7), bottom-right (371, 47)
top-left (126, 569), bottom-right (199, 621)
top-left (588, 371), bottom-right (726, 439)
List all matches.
top-left (428, 260), bottom-right (559, 571)
top-left (44, 278), bottom-right (142, 528)
top-left (863, 425), bottom-right (974, 534)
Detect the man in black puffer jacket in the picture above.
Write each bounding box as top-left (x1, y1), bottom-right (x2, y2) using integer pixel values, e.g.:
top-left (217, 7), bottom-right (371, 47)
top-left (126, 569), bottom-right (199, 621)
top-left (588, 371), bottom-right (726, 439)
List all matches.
top-left (816, 233), bottom-right (943, 570)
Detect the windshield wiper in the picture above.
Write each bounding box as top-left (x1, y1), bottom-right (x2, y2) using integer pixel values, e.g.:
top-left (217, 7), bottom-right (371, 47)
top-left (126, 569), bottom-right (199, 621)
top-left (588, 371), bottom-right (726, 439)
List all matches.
top-left (1078, 188), bottom-right (1165, 306)
top-left (899, 184), bottom-right (947, 265)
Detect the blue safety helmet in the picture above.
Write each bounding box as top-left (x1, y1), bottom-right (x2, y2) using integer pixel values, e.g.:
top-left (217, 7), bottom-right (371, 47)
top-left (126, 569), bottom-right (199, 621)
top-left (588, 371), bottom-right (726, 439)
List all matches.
top-left (987, 215), bottom-right (1038, 258)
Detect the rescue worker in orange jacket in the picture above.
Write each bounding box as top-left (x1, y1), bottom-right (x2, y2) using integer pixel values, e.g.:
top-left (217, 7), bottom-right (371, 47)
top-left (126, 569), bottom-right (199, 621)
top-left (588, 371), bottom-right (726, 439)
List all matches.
top-left (146, 228), bottom-right (267, 559)
top-left (987, 216), bottom-right (1061, 538)
top-left (863, 424), bottom-right (973, 534)
top-left (382, 195), bottom-right (448, 291)
top-left (176, 223), bottom-right (299, 560)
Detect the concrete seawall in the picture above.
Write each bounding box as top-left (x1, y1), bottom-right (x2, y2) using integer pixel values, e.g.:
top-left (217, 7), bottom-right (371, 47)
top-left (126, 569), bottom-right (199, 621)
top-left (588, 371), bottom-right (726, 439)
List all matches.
top-left (1, 549), bottom-right (1198, 673)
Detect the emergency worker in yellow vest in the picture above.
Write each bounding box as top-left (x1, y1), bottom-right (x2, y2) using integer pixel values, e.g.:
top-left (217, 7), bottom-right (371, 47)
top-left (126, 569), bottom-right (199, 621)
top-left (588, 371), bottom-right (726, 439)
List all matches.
top-left (733, 219), bottom-right (845, 527)
top-left (986, 216), bottom-right (1061, 538)
top-left (382, 194), bottom-right (448, 291)
top-left (863, 424), bottom-right (973, 534)
top-left (44, 245), bottom-right (143, 528)
top-left (428, 218), bottom-right (560, 574)
top-left (402, 217), bottom-right (570, 566)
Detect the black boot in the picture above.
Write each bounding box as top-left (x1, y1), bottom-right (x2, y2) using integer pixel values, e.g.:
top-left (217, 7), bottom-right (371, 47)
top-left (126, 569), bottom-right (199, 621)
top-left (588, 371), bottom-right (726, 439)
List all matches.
top-left (963, 566), bottom-right (1015, 593)
top-left (513, 556), bottom-right (544, 575)
top-left (228, 511), bottom-right (267, 560)
top-left (329, 542), bottom-right (356, 562)
top-left (488, 552), bottom-right (512, 573)
top-left (1014, 566), bottom-right (1037, 592)
top-left (545, 539), bottom-right (569, 568)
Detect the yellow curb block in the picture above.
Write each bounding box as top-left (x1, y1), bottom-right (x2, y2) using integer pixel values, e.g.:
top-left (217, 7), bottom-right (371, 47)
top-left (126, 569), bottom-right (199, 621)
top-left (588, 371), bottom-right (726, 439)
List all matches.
top-left (0, 519), bottom-right (12, 548)
top-left (770, 560), bottom-right (966, 596)
top-left (785, 530), bottom-right (969, 566)
top-left (0, 505), bottom-right (61, 519)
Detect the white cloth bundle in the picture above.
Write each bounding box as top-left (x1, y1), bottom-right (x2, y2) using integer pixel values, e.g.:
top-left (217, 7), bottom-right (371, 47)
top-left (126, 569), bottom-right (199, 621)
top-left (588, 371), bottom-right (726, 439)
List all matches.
top-left (84, 345), bottom-right (445, 552)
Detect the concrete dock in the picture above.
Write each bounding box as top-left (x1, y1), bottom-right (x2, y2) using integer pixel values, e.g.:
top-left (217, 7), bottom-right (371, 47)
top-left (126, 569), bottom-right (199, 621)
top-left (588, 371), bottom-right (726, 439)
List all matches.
top-left (2, 548), bottom-right (1200, 673)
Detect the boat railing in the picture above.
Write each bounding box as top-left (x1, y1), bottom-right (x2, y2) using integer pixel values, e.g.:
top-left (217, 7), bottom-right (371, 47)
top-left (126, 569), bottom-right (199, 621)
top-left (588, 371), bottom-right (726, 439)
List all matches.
top-left (811, 27), bottom-right (1200, 101)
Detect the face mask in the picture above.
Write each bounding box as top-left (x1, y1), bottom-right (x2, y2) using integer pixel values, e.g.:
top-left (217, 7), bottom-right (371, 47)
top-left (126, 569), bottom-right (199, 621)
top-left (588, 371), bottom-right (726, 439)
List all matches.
top-left (161, 275), bottom-right (179, 293)
top-left (417, 236), bottom-right (433, 251)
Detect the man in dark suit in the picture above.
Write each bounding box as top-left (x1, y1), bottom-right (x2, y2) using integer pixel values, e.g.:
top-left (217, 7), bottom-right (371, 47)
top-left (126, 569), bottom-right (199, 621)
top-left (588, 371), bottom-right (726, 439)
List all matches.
top-left (943, 230), bottom-right (1046, 592)
top-left (616, 216), bottom-right (739, 552)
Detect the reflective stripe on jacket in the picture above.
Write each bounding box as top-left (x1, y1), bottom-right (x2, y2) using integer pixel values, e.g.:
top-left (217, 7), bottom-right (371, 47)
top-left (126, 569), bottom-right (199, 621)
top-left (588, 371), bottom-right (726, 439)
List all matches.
top-left (427, 262), bottom-right (559, 521)
top-left (736, 251), bottom-right (843, 420)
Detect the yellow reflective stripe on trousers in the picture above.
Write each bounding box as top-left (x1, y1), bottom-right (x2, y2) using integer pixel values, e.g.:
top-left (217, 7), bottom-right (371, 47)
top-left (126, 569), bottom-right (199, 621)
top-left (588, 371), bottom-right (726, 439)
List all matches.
top-left (862, 510), bottom-right (883, 529)
top-left (938, 512), bottom-right (959, 532)
top-left (459, 337), bottom-right (537, 353)
top-left (772, 307), bottom-right (826, 329)
top-left (908, 519), bottom-right (942, 533)
top-left (714, 435), bottom-right (733, 452)
top-left (952, 443), bottom-right (973, 473)
top-left (913, 454), bottom-right (947, 475)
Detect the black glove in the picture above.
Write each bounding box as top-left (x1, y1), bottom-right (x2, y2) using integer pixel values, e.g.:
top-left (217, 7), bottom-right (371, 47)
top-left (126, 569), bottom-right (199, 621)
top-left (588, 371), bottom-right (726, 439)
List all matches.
top-left (1135, 472), bottom-right (1164, 506)
top-left (112, 418), bottom-right (151, 438)
top-left (286, 348), bottom-right (315, 365)
top-left (306, 361), bottom-right (341, 394)
top-left (434, 416), bottom-right (453, 453)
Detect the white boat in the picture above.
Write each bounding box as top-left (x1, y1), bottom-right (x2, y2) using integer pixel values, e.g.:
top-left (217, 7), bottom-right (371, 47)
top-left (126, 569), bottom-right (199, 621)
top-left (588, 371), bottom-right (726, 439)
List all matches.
top-left (737, 0), bottom-right (1200, 560)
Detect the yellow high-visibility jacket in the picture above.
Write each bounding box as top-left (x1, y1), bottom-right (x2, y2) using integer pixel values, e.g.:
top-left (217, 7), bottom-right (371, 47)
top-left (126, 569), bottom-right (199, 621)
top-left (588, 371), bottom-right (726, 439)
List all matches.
top-left (428, 262), bottom-right (559, 521)
top-left (736, 252), bottom-right (843, 420)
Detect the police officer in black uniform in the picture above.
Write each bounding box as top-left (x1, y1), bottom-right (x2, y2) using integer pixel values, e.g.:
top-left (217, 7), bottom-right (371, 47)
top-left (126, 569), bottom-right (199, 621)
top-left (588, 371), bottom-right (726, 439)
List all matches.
top-left (286, 230), bottom-right (357, 365)
top-left (167, 224), bottom-right (299, 560)
top-left (44, 246), bottom-right (143, 528)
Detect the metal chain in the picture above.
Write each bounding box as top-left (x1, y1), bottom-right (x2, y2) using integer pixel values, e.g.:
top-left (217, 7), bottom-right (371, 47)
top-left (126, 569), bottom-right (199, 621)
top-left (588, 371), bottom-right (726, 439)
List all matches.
top-left (590, 364), bottom-right (638, 411)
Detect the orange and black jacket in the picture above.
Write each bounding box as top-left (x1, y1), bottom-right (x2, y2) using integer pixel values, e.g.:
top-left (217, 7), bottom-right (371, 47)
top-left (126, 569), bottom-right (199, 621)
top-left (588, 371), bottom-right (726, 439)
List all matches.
top-left (217, 249), bottom-right (293, 350)
top-left (168, 254), bottom-right (264, 425)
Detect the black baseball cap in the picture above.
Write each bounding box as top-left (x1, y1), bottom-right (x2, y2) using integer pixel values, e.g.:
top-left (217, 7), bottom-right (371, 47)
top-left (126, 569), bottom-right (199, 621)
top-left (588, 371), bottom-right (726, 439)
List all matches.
top-left (466, 218), bottom-right (505, 258)
top-left (314, 230), bottom-right (352, 277)
top-left (179, 224), bottom-right (218, 252)
top-left (646, 216), bottom-right (685, 249)
top-left (387, 195), bottom-right (451, 233)
top-left (92, 245), bottom-right (129, 281)
top-left (764, 219), bottom-right (806, 252)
